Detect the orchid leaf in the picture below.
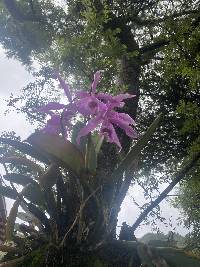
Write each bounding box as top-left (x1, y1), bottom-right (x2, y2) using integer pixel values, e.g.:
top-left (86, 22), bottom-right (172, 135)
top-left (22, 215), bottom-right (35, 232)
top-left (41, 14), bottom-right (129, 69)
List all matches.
top-left (17, 211), bottom-right (41, 229)
top-left (0, 137), bottom-right (50, 164)
top-left (5, 183), bottom-right (45, 241)
top-left (1, 182), bottom-right (45, 206)
top-left (23, 183), bottom-right (45, 206)
top-left (0, 244), bottom-right (20, 254)
top-left (42, 188), bottom-right (58, 223)
top-left (27, 132), bottom-right (85, 175)
top-left (91, 134), bottom-right (104, 154)
top-left (38, 164), bottom-right (60, 221)
top-left (17, 212), bottom-right (35, 223)
top-left (111, 113), bottom-right (162, 182)
top-left (85, 134), bottom-right (97, 173)
top-left (0, 255), bottom-right (27, 267)
top-left (38, 164), bottom-right (60, 188)
top-left (0, 156), bottom-right (43, 175)
top-left (6, 197), bottom-right (21, 241)
top-left (3, 173), bottom-right (35, 186)
top-left (71, 121), bottom-right (87, 154)
top-left (26, 202), bottom-right (51, 234)
top-left (0, 185), bottom-right (17, 200)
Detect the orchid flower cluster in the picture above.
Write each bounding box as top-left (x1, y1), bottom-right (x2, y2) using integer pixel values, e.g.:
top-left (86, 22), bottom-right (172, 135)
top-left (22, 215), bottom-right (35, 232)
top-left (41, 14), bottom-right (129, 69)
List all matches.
top-left (38, 71), bottom-right (137, 150)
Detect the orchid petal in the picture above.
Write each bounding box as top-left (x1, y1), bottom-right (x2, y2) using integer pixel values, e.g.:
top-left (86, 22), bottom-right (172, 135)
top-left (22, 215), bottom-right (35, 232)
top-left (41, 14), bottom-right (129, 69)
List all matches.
top-left (76, 115), bottom-right (102, 144)
top-left (76, 91), bottom-right (90, 98)
top-left (76, 96), bottom-right (98, 116)
top-left (38, 102), bottom-right (66, 113)
top-left (96, 93), bottom-right (114, 102)
top-left (100, 122), bottom-right (122, 150)
top-left (55, 72), bottom-right (72, 102)
top-left (97, 93), bottom-right (136, 108)
top-left (91, 71), bottom-right (101, 93)
top-left (113, 93), bottom-right (136, 102)
top-left (76, 96), bottom-right (107, 116)
top-left (42, 114), bottom-right (61, 135)
top-left (111, 119), bottom-right (136, 138)
top-left (110, 111), bottom-right (136, 125)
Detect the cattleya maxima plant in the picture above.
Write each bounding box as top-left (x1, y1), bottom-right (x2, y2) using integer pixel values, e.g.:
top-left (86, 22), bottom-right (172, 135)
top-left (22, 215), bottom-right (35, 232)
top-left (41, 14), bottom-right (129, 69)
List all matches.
top-left (0, 72), bottom-right (200, 267)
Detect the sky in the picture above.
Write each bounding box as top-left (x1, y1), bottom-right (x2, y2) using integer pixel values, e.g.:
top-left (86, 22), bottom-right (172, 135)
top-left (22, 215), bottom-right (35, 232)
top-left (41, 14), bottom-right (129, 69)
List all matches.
top-left (0, 46), bottom-right (188, 238)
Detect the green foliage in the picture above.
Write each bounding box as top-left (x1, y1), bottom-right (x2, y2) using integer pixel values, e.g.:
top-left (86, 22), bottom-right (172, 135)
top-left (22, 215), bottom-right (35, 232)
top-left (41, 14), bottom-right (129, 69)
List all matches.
top-left (85, 134), bottom-right (98, 173)
top-left (6, 197), bottom-right (21, 241)
top-left (0, 122), bottom-right (199, 266)
top-left (173, 176), bottom-right (200, 253)
top-left (0, 185), bottom-right (17, 200)
top-left (140, 232), bottom-right (186, 248)
top-left (27, 132), bottom-right (85, 176)
top-left (20, 246), bottom-right (46, 267)
top-left (3, 173), bottom-right (36, 186)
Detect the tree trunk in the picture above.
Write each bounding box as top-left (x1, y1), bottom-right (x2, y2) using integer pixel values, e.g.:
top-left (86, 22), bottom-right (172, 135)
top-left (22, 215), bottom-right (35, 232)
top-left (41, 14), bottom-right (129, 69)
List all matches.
top-left (120, 54), bottom-right (141, 151)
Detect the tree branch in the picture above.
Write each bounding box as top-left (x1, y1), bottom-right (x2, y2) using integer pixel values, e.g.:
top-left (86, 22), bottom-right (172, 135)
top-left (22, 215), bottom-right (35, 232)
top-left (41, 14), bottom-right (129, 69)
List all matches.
top-left (140, 40), bottom-right (170, 54)
top-left (131, 151), bottom-right (200, 232)
top-left (127, 9), bottom-right (200, 26)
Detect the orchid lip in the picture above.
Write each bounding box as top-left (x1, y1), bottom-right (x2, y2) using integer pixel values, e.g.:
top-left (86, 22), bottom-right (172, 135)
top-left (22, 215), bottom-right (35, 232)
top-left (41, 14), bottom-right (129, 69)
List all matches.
top-left (101, 128), bottom-right (112, 137)
top-left (88, 101), bottom-right (98, 109)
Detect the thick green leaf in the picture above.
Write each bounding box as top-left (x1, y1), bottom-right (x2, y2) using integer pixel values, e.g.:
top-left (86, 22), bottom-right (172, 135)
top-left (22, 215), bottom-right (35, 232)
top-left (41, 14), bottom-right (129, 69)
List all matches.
top-left (0, 156), bottom-right (43, 175)
top-left (14, 222), bottom-right (20, 232)
top-left (0, 137), bottom-right (50, 164)
top-left (3, 173), bottom-right (34, 186)
top-left (17, 212), bottom-right (35, 223)
top-left (0, 185), bottom-right (17, 200)
top-left (26, 202), bottom-right (51, 234)
top-left (6, 197), bottom-right (21, 241)
top-left (38, 164), bottom-right (59, 221)
top-left (23, 183), bottom-right (45, 206)
top-left (42, 188), bottom-right (58, 223)
top-left (111, 113), bottom-right (162, 182)
top-left (39, 164), bottom-right (60, 188)
top-left (19, 203), bottom-right (43, 230)
top-left (85, 134), bottom-right (97, 173)
top-left (91, 134), bottom-right (104, 154)
top-left (1, 181), bottom-right (44, 206)
top-left (71, 121), bottom-right (87, 154)
top-left (0, 244), bottom-right (20, 253)
top-left (0, 255), bottom-right (27, 267)
top-left (27, 133), bottom-right (85, 175)
top-left (5, 183), bottom-right (44, 241)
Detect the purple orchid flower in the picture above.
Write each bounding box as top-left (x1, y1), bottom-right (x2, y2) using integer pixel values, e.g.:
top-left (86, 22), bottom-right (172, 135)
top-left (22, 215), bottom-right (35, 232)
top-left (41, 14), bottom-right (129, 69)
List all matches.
top-left (38, 102), bottom-right (67, 114)
top-left (74, 71), bottom-right (136, 149)
top-left (55, 72), bottom-right (72, 103)
top-left (42, 114), bottom-right (62, 135)
top-left (38, 73), bottom-right (76, 136)
top-left (108, 111), bottom-right (137, 138)
top-left (39, 70), bottom-right (137, 149)
top-left (76, 108), bottom-right (136, 149)
top-left (40, 103), bottom-right (76, 137)
top-left (100, 121), bottom-right (122, 150)
top-left (97, 93), bottom-right (135, 108)
top-left (75, 71), bottom-right (135, 116)
top-left (75, 71), bottom-right (104, 116)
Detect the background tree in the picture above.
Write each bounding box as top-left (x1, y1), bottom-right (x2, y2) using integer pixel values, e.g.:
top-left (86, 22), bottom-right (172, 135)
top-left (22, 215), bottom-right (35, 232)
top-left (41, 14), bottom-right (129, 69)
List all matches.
top-left (0, 0), bottom-right (200, 265)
